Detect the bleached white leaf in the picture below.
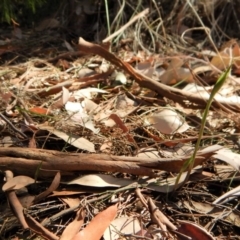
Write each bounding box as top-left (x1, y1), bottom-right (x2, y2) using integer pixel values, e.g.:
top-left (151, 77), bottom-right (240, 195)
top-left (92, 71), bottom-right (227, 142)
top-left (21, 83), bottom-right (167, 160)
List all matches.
top-left (198, 144), bottom-right (223, 155)
top-left (137, 148), bottom-right (159, 159)
top-left (146, 167), bottom-right (201, 192)
top-left (83, 98), bottom-right (98, 113)
top-left (65, 101), bottom-right (83, 113)
top-left (65, 101), bottom-right (99, 133)
top-left (62, 87), bottom-right (70, 105)
top-left (146, 173), bottom-right (188, 193)
top-left (77, 68), bottom-right (95, 78)
top-left (67, 174), bottom-right (134, 187)
top-left (213, 148), bottom-right (240, 170)
top-left (183, 83), bottom-right (240, 105)
top-left (99, 61), bottom-right (110, 72)
top-left (73, 88), bottom-right (108, 99)
top-left (115, 72), bottom-right (127, 85)
top-left (145, 108), bottom-right (189, 134)
top-left (39, 126), bottom-right (95, 152)
top-left (104, 217), bottom-right (141, 240)
top-left (81, 119), bottom-right (99, 134)
top-left (87, 63), bottom-right (99, 68)
top-left (213, 185), bottom-right (240, 205)
top-left (0, 136), bottom-right (14, 147)
top-left (160, 143), bottom-right (194, 157)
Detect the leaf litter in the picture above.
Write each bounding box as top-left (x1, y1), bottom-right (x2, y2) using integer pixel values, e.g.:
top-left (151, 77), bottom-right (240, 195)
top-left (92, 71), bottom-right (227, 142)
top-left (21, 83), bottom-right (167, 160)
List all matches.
top-left (1, 2), bottom-right (240, 239)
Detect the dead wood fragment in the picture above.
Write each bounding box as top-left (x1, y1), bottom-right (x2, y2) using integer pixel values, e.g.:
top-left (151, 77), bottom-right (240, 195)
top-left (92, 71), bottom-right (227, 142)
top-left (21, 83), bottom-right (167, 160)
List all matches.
top-left (0, 147), bottom-right (219, 178)
top-left (78, 38), bottom-right (240, 113)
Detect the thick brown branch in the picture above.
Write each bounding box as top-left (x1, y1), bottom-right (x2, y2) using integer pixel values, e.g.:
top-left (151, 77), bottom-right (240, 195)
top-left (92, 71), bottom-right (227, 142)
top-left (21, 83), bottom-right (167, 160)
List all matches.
top-left (0, 147), bottom-right (219, 178)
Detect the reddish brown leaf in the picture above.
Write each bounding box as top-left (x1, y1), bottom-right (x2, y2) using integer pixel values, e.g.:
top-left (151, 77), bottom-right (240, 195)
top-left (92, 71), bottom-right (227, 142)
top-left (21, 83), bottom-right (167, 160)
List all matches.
top-left (24, 211), bottom-right (58, 240)
top-left (33, 171), bottom-right (61, 204)
top-left (61, 209), bottom-right (85, 240)
top-left (109, 113), bottom-right (136, 144)
top-left (29, 107), bottom-right (49, 115)
top-left (176, 220), bottom-right (214, 240)
top-left (29, 137), bottom-right (37, 148)
top-left (71, 204), bottom-right (118, 240)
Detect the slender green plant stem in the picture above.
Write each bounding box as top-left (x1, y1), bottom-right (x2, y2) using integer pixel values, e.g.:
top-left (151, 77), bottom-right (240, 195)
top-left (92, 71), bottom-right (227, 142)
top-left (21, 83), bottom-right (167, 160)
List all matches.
top-left (174, 65), bottom-right (231, 189)
top-left (104, 0), bottom-right (111, 36)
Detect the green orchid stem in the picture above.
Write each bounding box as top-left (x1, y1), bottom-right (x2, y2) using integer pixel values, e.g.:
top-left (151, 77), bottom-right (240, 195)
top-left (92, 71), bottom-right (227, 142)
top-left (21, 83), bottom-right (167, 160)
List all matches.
top-left (174, 65), bottom-right (231, 190)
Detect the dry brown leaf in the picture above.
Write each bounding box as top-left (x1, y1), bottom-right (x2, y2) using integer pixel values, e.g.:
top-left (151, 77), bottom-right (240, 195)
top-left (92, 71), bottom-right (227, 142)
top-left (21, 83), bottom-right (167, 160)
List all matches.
top-left (109, 113), bottom-right (136, 143)
top-left (24, 210), bottom-right (59, 240)
top-left (233, 46), bottom-right (240, 68)
top-left (50, 190), bottom-right (85, 197)
top-left (33, 171), bottom-right (61, 204)
top-left (211, 40), bottom-right (240, 72)
top-left (12, 27), bottom-right (22, 39)
top-left (136, 61), bottom-right (154, 78)
top-left (18, 194), bottom-right (35, 208)
top-left (161, 58), bottom-right (193, 84)
top-left (4, 171), bottom-right (29, 229)
top-left (60, 197), bottom-right (80, 208)
top-left (182, 200), bottom-right (240, 228)
top-left (210, 51), bottom-right (231, 71)
top-left (2, 175), bottom-right (35, 191)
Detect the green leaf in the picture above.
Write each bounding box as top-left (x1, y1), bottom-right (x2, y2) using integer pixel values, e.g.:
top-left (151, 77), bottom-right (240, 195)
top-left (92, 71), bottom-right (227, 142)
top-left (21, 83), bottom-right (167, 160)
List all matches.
top-left (174, 65), bottom-right (232, 190)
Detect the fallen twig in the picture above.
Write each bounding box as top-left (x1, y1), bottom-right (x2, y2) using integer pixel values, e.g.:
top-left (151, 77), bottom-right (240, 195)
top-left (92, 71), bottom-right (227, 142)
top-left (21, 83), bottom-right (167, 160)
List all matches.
top-left (78, 38), bottom-right (240, 112)
top-left (0, 146), bottom-right (221, 178)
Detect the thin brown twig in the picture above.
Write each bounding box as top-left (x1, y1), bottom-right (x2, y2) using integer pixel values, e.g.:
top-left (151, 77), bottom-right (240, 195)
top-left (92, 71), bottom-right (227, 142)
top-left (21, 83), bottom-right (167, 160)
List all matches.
top-left (0, 113), bottom-right (28, 139)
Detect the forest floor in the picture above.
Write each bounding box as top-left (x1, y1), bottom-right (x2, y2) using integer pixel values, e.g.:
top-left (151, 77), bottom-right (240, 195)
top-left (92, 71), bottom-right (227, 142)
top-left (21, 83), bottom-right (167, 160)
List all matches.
top-left (1, 3), bottom-right (240, 239)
